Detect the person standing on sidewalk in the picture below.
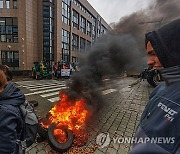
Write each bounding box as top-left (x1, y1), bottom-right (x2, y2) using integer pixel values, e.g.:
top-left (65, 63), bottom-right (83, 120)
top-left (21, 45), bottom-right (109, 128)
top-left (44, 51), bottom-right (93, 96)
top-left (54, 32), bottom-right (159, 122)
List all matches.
top-left (0, 64), bottom-right (25, 154)
top-left (53, 62), bottom-right (58, 77)
top-left (4, 65), bottom-right (13, 81)
top-left (130, 18), bottom-right (180, 154)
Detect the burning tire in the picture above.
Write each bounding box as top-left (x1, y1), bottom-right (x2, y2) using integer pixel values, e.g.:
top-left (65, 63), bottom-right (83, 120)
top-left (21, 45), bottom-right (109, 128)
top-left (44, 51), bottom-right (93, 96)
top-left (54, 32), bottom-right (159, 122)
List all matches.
top-left (48, 123), bottom-right (74, 152)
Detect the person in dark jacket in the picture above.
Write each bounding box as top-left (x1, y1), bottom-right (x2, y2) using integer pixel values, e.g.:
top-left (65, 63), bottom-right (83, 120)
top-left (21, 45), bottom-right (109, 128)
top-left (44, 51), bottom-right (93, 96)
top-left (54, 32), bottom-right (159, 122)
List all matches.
top-left (130, 18), bottom-right (180, 154)
top-left (0, 65), bottom-right (25, 154)
top-left (4, 65), bottom-right (13, 81)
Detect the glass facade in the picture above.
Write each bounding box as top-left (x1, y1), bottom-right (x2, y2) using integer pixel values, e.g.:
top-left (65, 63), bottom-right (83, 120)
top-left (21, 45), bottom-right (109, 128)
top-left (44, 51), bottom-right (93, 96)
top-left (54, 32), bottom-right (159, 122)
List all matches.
top-left (0, 18), bottom-right (18, 43)
top-left (80, 37), bottom-right (86, 51)
top-left (0, 0), bottom-right (17, 9)
top-left (43, 0), bottom-right (54, 63)
top-left (86, 40), bottom-right (91, 51)
top-left (0, 0), bottom-right (3, 8)
top-left (97, 16), bottom-right (101, 37)
top-left (1, 51), bottom-right (19, 68)
top-left (87, 21), bottom-right (92, 37)
top-left (72, 9), bottom-right (79, 29)
top-left (62, 29), bottom-right (70, 62)
top-left (0, 0), bottom-right (109, 70)
top-left (72, 56), bottom-right (78, 63)
top-left (6, 0), bottom-right (10, 8)
top-left (101, 25), bottom-right (107, 35)
top-left (92, 17), bottom-right (96, 43)
top-left (72, 33), bottom-right (79, 51)
top-left (80, 15), bottom-right (86, 34)
top-left (62, 0), bottom-right (70, 25)
top-left (13, 0), bottom-right (17, 9)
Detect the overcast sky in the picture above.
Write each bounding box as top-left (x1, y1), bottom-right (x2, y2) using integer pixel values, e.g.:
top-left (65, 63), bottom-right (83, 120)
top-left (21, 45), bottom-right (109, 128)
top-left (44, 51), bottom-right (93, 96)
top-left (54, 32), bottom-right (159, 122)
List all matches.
top-left (87, 0), bottom-right (152, 24)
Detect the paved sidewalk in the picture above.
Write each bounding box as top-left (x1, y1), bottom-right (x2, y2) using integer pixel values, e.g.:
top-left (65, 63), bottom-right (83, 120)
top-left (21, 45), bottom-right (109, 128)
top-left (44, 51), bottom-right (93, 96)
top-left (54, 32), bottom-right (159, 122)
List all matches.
top-left (26, 79), bottom-right (153, 154)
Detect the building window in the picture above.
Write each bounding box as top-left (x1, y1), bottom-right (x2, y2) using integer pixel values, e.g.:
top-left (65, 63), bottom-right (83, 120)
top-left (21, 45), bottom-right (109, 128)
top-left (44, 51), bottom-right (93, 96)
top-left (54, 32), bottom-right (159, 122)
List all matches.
top-left (72, 56), bottom-right (78, 63)
top-left (6, 0), bottom-right (10, 8)
top-left (101, 25), bottom-right (107, 35)
top-left (43, 0), bottom-right (54, 62)
top-left (62, 1), bottom-right (70, 25)
top-left (13, 0), bottom-right (17, 9)
top-left (86, 40), bottom-right (91, 51)
top-left (0, 18), bottom-right (18, 43)
top-left (92, 17), bottom-right (96, 43)
top-left (80, 16), bottom-right (86, 34)
top-left (80, 37), bottom-right (86, 51)
top-left (72, 33), bottom-right (79, 51)
top-left (62, 0), bottom-right (70, 6)
top-left (1, 51), bottom-right (19, 68)
top-left (72, 9), bottom-right (79, 29)
top-left (87, 21), bottom-right (92, 37)
top-left (62, 29), bottom-right (70, 62)
top-left (0, 0), bottom-right (3, 8)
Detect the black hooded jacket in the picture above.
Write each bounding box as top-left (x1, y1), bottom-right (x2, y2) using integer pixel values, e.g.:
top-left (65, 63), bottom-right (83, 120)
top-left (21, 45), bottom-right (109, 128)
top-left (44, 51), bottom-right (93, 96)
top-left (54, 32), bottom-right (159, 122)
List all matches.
top-left (129, 19), bottom-right (180, 154)
top-left (145, 18), bottom-right (180, 68)
top-left (0, 82), bottom-right (25, 154)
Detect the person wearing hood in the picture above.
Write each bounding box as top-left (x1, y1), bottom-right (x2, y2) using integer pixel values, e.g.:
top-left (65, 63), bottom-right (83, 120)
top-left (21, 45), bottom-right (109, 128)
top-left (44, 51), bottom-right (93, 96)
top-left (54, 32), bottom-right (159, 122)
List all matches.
top-left (0, 64), bottom-right (25, 153)
top-left (129, 18), bottom-right (180, 154)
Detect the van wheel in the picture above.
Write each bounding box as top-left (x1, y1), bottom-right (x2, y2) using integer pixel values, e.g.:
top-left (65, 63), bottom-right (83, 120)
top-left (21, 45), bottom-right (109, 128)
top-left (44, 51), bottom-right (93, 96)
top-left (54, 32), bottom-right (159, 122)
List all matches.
top-left (147, 70), bottom-right (160, 87)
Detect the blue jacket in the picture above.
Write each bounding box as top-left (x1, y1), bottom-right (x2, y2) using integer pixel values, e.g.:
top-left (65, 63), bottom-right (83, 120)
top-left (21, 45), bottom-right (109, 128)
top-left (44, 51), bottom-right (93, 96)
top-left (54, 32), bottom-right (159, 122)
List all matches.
top-left (0, 82), bottom-right (25, 154)
top-left (129, 66), bottom-right (180, 154)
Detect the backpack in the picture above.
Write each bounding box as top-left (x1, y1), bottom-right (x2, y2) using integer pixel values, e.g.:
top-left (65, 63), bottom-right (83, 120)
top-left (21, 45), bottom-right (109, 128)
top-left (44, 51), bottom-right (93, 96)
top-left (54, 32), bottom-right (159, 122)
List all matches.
top-left (16, 100), bottom-right (38, 154)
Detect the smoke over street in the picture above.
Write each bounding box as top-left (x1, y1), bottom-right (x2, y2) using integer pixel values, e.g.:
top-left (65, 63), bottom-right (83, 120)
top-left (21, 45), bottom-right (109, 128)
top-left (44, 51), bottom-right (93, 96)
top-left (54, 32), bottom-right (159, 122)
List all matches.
top-left (67, 0), bottom-right (180, 110)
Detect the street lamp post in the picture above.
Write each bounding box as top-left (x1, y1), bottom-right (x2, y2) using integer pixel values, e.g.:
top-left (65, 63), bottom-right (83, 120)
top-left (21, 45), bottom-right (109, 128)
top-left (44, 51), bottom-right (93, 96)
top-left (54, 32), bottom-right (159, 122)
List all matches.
top-left (7, 45), bottom-right (11, 68)
top-left (139, 17), bottom-right (164, 29)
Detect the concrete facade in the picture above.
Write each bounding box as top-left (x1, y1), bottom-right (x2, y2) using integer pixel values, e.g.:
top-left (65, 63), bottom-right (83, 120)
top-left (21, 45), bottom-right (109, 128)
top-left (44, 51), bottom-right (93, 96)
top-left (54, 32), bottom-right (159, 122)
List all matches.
top-left (0, 0), bottom-right (111, 70)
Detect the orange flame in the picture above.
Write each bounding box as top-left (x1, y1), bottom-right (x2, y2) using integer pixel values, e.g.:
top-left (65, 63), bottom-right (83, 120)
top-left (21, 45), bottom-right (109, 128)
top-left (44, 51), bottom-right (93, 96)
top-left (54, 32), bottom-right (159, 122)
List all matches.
top-left (39, 121), bottom-right (49, 129)
top-left (54, 128), bottom-right (67, 143)
top-left (41, 92), bottom-right (90, 146)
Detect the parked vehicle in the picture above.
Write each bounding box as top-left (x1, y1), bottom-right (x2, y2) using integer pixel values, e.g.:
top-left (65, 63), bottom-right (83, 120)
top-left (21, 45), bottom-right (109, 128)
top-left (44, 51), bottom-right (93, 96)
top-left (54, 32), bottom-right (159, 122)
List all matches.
top-left (32, 62), bottom-right (52, 80)
top-left (140, 67), bottom-right (163, 87)
top-left (56, 61), bottom-right (71, 79)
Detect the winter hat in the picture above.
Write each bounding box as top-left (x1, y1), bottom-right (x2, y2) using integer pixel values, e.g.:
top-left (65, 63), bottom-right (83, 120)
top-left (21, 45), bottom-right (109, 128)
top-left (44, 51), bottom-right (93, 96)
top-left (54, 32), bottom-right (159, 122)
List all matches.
top-left (145, 18), bottom-right (180, 68)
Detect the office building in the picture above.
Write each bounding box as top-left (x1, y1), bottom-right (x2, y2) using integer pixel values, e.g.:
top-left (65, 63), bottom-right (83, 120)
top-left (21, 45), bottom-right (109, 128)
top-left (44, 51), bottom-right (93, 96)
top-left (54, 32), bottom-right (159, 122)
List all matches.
top-left (0, 0), bottom-right (111, 70)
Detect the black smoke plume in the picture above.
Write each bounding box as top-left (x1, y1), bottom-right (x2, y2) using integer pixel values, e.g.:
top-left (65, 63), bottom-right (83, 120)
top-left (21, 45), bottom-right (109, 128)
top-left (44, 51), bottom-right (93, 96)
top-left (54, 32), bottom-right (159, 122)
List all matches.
top-left (66, 0), bottom-right (180, 110)
top-left (67, 34), bottom-right (142, 110)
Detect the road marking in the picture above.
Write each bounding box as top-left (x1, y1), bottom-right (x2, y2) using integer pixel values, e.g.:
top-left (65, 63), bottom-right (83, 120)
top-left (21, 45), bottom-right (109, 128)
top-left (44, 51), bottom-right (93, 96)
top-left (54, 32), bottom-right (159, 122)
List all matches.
top-left (102, 78), bottom-right (110, 81)
top-left (23, 81), bottom-right (61, 86)
top-left (28, 84), bottom-right (66, 91)
top-left (16, 80), bottom-right (63, 86)
top-left (120, 86), bottom-right (132, 92)
top-left (22, 82), bottom-right (64, 88)
top-left (102, 89), bottom-right (117, 95)
top-left (41, 91), bottom-right (59, 98)
top-left (25, 86), bottom-right (67, 96)
top-left (48, 97), bottom-right (60, 102)
top-left (15, 80), bottom-right (35, 84)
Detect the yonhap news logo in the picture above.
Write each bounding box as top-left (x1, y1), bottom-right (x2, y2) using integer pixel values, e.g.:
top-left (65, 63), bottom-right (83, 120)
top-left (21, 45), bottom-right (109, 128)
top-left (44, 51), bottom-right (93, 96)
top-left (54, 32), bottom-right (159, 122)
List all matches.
top-left (96, 133), bottom-right (175, 148)
top-left (96, 133), bottom-right (111, 148)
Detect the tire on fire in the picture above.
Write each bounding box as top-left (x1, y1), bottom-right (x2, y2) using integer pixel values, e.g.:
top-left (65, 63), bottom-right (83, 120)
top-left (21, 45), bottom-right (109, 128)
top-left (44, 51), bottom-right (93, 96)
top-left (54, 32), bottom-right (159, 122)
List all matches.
top-left (48, 123), bottom-right (74, 152)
